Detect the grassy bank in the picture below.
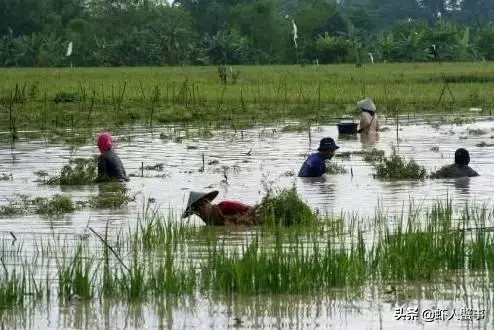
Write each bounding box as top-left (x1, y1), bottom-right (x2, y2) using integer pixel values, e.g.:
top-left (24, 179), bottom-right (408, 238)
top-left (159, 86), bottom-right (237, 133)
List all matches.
top-left (0, 63), bottom-right (493, 135)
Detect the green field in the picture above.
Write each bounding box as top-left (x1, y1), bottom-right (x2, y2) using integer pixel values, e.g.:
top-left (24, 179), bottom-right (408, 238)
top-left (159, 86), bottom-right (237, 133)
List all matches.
top-left (1, 63), bottom-right (493, 134)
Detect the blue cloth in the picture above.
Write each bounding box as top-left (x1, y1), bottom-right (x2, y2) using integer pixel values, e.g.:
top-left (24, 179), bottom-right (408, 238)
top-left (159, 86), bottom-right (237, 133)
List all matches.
top-left (298, 152), bottom-right (327, 177)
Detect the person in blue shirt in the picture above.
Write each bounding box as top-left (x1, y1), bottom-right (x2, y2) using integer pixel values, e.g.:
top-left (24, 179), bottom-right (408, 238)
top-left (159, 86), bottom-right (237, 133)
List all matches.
top-left (298, 137), bottom-right (340, 177)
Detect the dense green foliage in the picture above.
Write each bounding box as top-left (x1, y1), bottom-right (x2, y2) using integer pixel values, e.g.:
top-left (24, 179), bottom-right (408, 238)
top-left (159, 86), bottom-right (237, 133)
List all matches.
top-left (1, 0), bottom-right (494, 66)
top-left (258, 187), bottom-right (318, 226)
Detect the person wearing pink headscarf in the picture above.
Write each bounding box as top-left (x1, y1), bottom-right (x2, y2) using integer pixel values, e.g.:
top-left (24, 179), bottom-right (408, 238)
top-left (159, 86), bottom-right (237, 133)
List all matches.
top-left (96, 132), bottom-right (129, 182)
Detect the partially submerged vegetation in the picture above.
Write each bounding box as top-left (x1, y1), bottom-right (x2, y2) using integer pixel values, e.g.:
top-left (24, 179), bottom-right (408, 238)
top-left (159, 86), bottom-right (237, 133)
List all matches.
top-left (326, 162), bottom-right (348, 175)
top-left (43, 157), bottom-right (98, 185)
top-left (88, 183), bottom-right (136, 209)
top-left (0, 194), bottom-right (75, 216)
top-left (0, 185), bottom-right (135, 216)
top-left (373, 149), bottom-right (427, 180)
top-left (257, 187), bottom-right (318, 227)
top-left (1, 198), bottom-right (494, 312)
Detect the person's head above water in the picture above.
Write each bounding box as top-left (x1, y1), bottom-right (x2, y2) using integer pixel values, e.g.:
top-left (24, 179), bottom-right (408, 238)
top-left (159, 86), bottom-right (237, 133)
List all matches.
top-left (455, 148), bottom-right (470, 166)
top-left (97, 132), bottom-right (113, 153)
top-left (318, 137), bottom-right (339, 160)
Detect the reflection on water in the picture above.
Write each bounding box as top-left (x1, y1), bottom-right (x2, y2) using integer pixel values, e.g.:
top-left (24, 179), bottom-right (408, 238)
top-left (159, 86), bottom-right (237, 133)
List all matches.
top-left (360, 131), bottom-right (380, 147)
top-left (0, 115), bottom-right (494, 328)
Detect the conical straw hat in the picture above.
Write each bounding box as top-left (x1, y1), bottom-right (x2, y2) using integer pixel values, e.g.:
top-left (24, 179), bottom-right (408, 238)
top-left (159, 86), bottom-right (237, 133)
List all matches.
top-left (182, 190), bottom-right (219, 218)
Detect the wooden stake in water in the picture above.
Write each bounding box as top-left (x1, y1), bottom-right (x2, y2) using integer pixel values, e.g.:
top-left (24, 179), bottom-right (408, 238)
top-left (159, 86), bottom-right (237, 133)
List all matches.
top-left (141, 161), bottom-right (144, 177)
top-left (396, 112), bottom-right (399, 147)
top-left (308, 122), bottom-right (312, 149)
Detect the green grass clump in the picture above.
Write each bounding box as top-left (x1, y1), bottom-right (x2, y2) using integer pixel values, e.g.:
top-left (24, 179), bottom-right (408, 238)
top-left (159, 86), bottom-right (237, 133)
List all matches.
top-left (34, 195), bottom-right (75, 215)
top-left (0, 269), bottom-right (29, 310)
top-left (89, 183), bottom-right (136, 209)
top-left (258, 187), bottom-right (318, 226)
top-left (58, 245), bottom-right (95, 301)
top-left (326, 162), bottom-right (347, 175)
top-left (144, 163), bottom-right (164, 171)
top-left (202, 235), bottom-right (366, 295)
top-left (0, 194), bottom-right (75, 216)
top-left (0, 195), bottom-right (31, 216)
top-left (46, 157), bottom-right (98, 185)
top-left (374, 149), bottom-right (426, 180)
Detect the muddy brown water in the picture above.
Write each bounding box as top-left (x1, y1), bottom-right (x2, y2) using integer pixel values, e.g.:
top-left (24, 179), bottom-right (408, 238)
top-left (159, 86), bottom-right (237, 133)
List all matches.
top-left (0, 114), bottom-right (493, 329)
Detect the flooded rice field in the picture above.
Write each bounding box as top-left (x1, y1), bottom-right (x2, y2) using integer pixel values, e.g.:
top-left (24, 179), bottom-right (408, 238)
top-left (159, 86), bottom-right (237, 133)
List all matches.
top-left (0, 114), bottom-right (493, 329)
top-left (1, 115), bottom-right (493, 229)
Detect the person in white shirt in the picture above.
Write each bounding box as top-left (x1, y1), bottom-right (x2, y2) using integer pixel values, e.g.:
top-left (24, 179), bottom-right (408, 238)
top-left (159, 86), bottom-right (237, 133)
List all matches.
top-left (357, 98), bottom-right (380, 134)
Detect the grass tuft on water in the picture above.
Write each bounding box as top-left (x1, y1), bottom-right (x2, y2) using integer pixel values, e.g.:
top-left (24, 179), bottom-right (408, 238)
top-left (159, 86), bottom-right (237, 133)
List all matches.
top-left (257, 187), bottom-right (318, 226)
top-left (0, 194), bottom-right (75, 216)
top-left (326, 163), bottom-right (347, 175)
top-left (45, 157), bottom-right (98, 185)
top-left (373, 148), bottom-right (426, 180)
top-left (88, 183), bottom-right (136, 209)
top-left (34, 195), bottom-right (75, 215)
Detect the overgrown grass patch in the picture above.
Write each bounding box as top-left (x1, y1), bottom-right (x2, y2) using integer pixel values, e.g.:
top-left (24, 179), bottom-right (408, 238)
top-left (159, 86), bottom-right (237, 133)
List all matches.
top-left (257, 187), bottom-right (318, 227)
top-left (326, 162), bottom-right (348, 175)
top-left (373, 149), bottom-right (426, 180)
top-left (44, 157), bottom-right (98, 185)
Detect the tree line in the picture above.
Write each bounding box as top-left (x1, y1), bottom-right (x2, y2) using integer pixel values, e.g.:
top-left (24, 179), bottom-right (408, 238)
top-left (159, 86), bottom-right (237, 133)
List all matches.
top-left (1, 0), bottom-right (494, 67)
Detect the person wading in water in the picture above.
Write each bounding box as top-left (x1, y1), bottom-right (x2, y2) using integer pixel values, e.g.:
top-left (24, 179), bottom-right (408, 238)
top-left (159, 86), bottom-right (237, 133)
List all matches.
top-left (96, 132), bottom-right (129, 183)
top-left (432, 148), bottom-right (479, 178)
top-left (357, 98), bottom-right (380, 134)
top-left (182, 190), bottom-right (260, 226)
top-left (298, 137), bottom-right (340, 177)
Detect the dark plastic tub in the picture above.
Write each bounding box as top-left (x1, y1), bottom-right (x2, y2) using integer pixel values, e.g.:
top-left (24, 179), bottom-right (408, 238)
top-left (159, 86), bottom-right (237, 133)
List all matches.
top-left (337, 122), bottom-right (358, 134)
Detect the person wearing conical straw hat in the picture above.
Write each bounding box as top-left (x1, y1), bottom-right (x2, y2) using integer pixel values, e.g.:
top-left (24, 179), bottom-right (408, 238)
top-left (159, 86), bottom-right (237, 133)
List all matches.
top-left (182, 190), bottom-right (260, 226)
top-left (357, 98), bottom-right (380, 134)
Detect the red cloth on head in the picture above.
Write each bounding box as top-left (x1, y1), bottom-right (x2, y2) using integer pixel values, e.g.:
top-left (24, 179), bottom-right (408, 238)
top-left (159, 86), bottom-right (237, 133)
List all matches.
top-left (97, 132), bottom-right (113, 153)
top-left (217, 201), bottom-right (251, 216)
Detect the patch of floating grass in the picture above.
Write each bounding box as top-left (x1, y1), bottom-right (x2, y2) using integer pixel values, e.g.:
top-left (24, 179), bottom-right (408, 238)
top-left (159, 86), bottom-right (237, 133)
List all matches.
top-left (144, 163), bottom-right (164, 171)
top-left (430, 146), bottom-right (440, 152)
top-left (45, 157), bottom-right (98, 185)
top-left (34, 195), bottom-right (75, 216)
top-left (258, 187), bottom-right (318, 227)
top-left (0, 195), bottom-right (31, 217)
top-left (476, 141), bottom-right (494, 147)
top-left (88, 183), bottom-right (136, 209)
top-left (373, 149), bottom-right (426, 180)
top-left (326, 163), bottom-right (347, 175)
top-left (334, 152), bottom-right (351, 159)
